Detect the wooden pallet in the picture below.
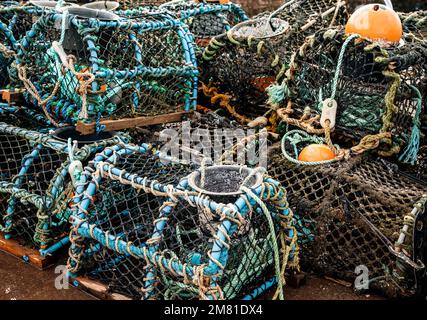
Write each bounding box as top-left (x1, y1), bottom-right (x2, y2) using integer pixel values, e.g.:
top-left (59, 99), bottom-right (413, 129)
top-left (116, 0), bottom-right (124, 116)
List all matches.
top-left (73, 276), bottom-right (132, 300)
top-left (0, 233), bottom-right (56, 270)
top-left (76, 111), bottom-right (192, 135)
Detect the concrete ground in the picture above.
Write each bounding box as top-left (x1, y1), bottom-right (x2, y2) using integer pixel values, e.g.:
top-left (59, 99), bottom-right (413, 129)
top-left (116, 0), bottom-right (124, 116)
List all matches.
top-left (0, 250), bottom-right (383, 300)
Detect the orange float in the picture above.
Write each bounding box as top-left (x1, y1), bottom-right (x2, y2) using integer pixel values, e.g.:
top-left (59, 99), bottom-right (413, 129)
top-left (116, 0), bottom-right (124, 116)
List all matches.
top-left (298, 144), bottom-right (336, 162)
top-left (345, 4), bottom-right (402, 43)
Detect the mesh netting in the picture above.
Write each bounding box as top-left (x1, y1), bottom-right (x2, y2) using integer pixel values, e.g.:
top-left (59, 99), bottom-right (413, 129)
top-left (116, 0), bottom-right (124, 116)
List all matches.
top-left (0, 4), bottom-right (47, 88)
top-left (400, 10), bottom-right (427, 42)
top-left (121, 1), bottom-right (249, 48)
top-left (273, 27), bottom-right (427, 162)
top-left (67, 144), bottom-right (298, 300)
top-left (117, 0), bottom-right (169, 9)
top-left (199, 0), bottom-right (348, 127)
top-left (15, 11), bottom-right (198, 125)
top-left (268, 150), bottom-right (427, 298)
top-left (0, 122), bottom-right (124, 252)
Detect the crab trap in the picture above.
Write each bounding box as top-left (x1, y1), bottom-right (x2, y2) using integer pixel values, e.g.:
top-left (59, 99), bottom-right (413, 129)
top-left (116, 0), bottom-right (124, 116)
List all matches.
top-left (119, 0), bottom-right (248, 49)
top-left (400, 10), bottom-right (427, 42)
top-left (271, 27), bottom-right (427, 166)
top-left (0, 1), bottom-right (54, 90)
top-left (158, 0), bottom-right (248, 48)
top-left (268, 144), bottom-right (427, 298)
top-left (199, 0), bottom-right (348, 128)
top-left (0, 121), bottom-right (127, 258)
top-left (67, 143), bottom-right (299, 300)
top-left (155, 111), bottom-right (270, 167)
top-left (14, 9), bottom-right (198, 133)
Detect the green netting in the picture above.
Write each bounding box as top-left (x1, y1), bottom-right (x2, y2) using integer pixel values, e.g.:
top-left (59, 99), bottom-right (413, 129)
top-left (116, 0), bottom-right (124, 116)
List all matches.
top-left (271, 27), bottom-right (426, 164)
top-left (15, 10), bottom-right (198, 126)
top-left (0, 122), bottom-right (126, 251)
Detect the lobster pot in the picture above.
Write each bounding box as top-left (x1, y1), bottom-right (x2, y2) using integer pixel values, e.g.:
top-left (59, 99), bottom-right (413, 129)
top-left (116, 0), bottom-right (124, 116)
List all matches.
top-left (0, 122), bottom-right (122, 253)
top-left (67, 144), bottom-right (299, 300)
top-left (278, 28), bottom-right (427, 160)
top-left (156, 0), bottom-right (248, 47)
top-left (268, 152), bottom-right (427, 298)
top-left (254, 0), bottom-right (348, 52)
top-left (201, 33), bottom-right (285, 126)
top-left (16, 11), bottom-right (198, 125)
top-left (198, 0), bottom-right (348, 127)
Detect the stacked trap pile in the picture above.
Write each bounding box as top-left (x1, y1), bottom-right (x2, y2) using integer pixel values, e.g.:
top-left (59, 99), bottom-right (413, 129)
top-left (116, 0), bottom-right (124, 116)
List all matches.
top-left (67, 143), bottom-right (298, 299)
top-left (15, 8), bottom-right (198, 132)
top-left (0, 122), bottom-right (126, 255)
top-left (199, 0), bottom-right (348, 128)
top-left (269, 147), bottom-right (427, 298)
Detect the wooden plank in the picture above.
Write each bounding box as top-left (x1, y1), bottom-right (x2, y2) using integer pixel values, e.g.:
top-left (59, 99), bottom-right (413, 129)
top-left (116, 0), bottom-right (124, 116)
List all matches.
top-left (74, 276), bottom-right (132, 300)
top-left (76, 111), bottom-right (192, 135)
top-left (0, 89), bottom-right (25, 104)
top-left (0, 233), bottom-right (55, 270)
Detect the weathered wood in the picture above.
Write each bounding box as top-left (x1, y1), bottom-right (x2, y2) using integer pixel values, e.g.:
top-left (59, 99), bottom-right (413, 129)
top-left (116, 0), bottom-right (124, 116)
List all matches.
top-left (0, 89), bottom-right (25, 104)
top-left (74, 276), bottom-right (133, 300)
top-left (0, 233), bottom-right (55, 270)
top-left (76, 111), bottom-right (191, 135)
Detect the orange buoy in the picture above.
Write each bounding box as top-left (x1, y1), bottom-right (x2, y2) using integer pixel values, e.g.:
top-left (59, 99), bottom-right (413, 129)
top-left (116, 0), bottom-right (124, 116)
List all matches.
top-left (298, 144), bottom-right (336, 162)
top-left (345, 4), bottom-right (402, 43)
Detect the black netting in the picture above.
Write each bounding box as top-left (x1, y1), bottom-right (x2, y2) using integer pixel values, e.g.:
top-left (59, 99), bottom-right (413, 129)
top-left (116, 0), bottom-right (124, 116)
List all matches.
top-left (269, 151), bottom-right (427, 298)
top-left (199, 0), bottom-right (348, 126)
top-left (278, 27), bottom-right (426, 155)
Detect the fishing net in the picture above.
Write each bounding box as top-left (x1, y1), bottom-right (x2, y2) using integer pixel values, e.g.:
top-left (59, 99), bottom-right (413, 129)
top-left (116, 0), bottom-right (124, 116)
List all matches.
top-left (0, 3), bottom-right (48, 88)
top-left (14, 10), bottom-right (198, 127)
top-left (271, 27), bottom-right (427, 165)
top-left (268, 148), bottom-right (427, 298)
top-left (67, 143), bottom-right (299, 300)
top-left (0, 122), bottom-right (126, 253)
top-left (163, 0), bottom-right (248, 47)
top-left (400, 10), bottom-right (427, 42)
top-left (199, 0), bottom-right (348, 128)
